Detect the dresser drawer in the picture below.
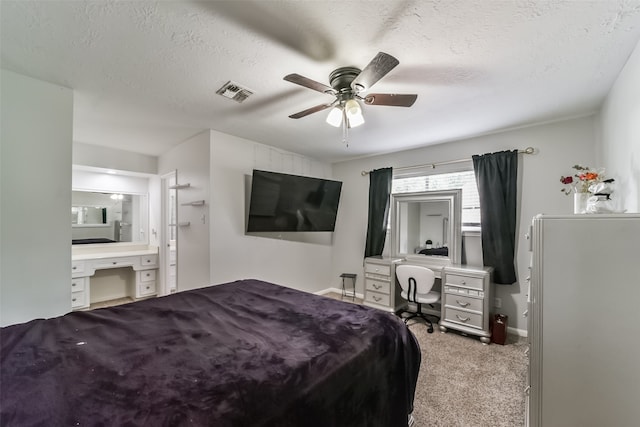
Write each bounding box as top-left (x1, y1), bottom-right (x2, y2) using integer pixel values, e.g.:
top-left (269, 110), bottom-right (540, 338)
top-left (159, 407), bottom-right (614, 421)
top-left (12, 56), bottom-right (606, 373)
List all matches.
top-left (71, 261), bottom-right (85, 274)
top-left (443, 307), bottom-right (483, 329)
top-left (365, 263), bottom-right (390, 277)
top-left (365, 291), bottom-right (390, 307)
top-left (444, 293), bottom-right (483, 312)
top-left (140, 254), bottom-right (158, 267)
top-left (139, 269), bottom-right (156, 282)
top-left (71, 290), bottom-right (86, 308)
top-left (366, 278), bottom-right (390, 295)
top-left (71, 277), bottom-right (86, 292)
top-left (445, 273), bottom-right (484, 290)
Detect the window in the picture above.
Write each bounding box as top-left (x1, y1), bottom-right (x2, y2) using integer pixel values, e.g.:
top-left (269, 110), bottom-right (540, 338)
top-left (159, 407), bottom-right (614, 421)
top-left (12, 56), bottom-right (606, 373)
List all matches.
top-left (392, 170), bottom-right (480, 227)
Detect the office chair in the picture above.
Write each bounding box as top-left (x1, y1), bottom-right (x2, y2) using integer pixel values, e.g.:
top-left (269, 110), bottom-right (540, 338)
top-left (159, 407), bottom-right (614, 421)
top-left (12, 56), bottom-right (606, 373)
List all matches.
top-left (396, 264), bottom-right (441, 333)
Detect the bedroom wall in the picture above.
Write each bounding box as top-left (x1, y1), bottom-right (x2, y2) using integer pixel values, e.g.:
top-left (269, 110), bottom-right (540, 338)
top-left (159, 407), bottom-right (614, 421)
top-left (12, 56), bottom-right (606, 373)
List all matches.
top-left (209, 130), bottom-right (335, 293)
top-left (331, 115), bottom-right (598, 334)
top-left (1, 70), bottom-right (73, 326)
top-left (158, 131), bottom-right (211, 291)
top-left (598, 38), bottom-right (640, 213)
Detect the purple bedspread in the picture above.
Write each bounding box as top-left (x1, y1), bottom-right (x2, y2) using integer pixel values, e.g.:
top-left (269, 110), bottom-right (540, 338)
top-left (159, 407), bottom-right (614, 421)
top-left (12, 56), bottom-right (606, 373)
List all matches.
top-left (1, 279), bottom-right (420, 426)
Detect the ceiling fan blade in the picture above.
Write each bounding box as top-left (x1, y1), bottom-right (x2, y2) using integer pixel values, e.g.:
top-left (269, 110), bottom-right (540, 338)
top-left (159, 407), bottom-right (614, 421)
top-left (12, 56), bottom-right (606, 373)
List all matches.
top-left (284, 74), bottom-right (335, 94)
top-left (351, 52), bottom-right (399, 92)
top-left (363, 93), bottom-right (417, 107)
top-left (288, 103), bottom-right (334, 119)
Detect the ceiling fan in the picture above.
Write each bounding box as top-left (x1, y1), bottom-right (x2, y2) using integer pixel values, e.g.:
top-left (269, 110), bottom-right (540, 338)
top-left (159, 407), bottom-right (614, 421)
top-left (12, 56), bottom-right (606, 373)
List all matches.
top-left (283, 52), bottom-right (417, 130)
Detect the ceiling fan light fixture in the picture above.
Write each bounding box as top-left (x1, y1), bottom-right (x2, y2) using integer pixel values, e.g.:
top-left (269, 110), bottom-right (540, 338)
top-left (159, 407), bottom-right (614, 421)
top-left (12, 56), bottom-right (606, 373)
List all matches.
top-left (326, 106), bottom-right (343, 127)
top-left (344, 99), bottom-right (365, 127)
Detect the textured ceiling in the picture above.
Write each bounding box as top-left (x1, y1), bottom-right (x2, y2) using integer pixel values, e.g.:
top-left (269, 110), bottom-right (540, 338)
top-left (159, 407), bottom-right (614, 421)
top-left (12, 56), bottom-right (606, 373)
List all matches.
top-left (2, 1), bottom-right (640, 163)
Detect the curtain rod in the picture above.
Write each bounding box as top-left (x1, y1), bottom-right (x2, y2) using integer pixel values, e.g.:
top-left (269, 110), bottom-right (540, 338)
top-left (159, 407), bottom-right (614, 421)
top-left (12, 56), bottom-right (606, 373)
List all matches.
top-left (361, 146), bottom-right (536, 176)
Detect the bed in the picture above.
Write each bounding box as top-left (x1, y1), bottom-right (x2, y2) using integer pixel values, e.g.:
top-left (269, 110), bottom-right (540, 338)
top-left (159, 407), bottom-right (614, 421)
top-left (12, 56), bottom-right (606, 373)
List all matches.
top-left (1, 279), bottom-right (420, 426)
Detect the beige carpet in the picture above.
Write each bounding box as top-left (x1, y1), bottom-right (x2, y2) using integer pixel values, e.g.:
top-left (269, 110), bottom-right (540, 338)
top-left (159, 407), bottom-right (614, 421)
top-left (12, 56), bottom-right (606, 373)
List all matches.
top-left (408, 321), bottom-right (528, 427)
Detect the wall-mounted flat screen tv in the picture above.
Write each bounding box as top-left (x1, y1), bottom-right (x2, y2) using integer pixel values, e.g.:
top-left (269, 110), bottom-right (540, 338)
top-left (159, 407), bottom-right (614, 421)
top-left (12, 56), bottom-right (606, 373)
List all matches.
top-left (247, 170), bottom-right (342, 232)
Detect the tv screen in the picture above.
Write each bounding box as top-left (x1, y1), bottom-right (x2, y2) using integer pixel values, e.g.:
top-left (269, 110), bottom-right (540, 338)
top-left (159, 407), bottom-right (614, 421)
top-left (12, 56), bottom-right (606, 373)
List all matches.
top-left (247, 170), bottom-right (342, 232)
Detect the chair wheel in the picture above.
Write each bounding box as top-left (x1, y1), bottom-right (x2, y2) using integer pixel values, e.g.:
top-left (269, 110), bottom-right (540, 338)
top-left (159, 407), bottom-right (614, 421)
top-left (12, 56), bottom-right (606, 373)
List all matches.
top-left (427, 326), bottom-right (434, 333)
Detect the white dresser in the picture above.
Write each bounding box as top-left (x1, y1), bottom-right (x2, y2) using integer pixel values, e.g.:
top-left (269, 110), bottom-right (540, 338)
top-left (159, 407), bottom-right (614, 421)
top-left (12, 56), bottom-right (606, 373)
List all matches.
top-left (438, 265), bottom-right (493, 344)
top-left (363, 256), bottom-right (403, 312)
top-left (71, 245), bottom-right (159, 310)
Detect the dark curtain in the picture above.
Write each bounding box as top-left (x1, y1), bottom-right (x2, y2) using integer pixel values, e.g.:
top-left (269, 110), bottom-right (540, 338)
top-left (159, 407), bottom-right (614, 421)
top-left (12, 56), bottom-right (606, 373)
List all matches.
top-left (364, 167), bottom-right (392, 258)
top-left (472, 150), bottom-right (518, 284)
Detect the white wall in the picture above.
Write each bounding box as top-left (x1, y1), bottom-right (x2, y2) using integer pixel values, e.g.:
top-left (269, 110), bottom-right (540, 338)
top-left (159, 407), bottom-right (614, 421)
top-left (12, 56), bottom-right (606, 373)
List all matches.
top-left (1, 70), bottom-right (73, 326)
top-left (73, 142), bottom-right (157, 175)
top-left (332, 116), bottom-right (598, 333)
top-left (209, 130), bottom-right (335, 293)
top-left (159, 131), bottom-right (211, 291)
top-left (599, 39), bottom-right (640, 213)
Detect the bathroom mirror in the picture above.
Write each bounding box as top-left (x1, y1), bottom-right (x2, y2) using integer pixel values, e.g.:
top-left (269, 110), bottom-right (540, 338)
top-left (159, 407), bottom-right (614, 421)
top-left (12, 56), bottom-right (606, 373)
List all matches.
top-left (391, 189), bottom-right (462, 268)
top-left (72, 190), bottom-right (148, 244)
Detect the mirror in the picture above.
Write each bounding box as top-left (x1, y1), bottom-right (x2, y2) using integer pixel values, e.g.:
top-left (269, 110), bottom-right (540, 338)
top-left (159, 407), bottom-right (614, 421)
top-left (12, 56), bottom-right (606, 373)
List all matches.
top-left (391, 189), bottom-right (462, 268)
top-left (72, 190), bottom-right (148, 244)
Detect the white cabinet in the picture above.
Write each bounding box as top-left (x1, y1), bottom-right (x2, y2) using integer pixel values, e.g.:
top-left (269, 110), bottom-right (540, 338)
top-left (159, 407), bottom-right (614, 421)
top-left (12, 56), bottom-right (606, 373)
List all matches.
top-left (71, 248), bottom-right (159, 310)
top-left (528, 214), bottom-right (640, 426)
top-left (363, 257), bottom-right (403, 312)
top-left (439, 265), bottom-right (493, 344)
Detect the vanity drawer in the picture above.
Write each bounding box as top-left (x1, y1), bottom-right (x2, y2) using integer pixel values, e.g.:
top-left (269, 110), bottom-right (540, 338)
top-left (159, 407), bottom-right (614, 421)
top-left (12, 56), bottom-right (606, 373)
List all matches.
top-left (139, 269), bottom-right (156, 282)
top-left (71, 290), bottom-right (87, 308)
top-left (445, 273), bottom-right (484, 290)
top-left (139, 281), bottom-right (157, 297)
top-left (71, 277), bottom-right (86, 292)
top-left (365, 263), bottom-right (390, 277)
top-left (71, 261), bottom-right (85, 274)
top-left (443, 307), bottom-right (483, 329)
top-left (140, 254), bottom-right (158, 267)
top-left (366, 278), bottom-right (390, 295)
top-left (444, 293), bottom-right (483, 312)
top-left (93, 257), bottom-right (133, 269)
top-left (365, 291), bottom-right (390, 307)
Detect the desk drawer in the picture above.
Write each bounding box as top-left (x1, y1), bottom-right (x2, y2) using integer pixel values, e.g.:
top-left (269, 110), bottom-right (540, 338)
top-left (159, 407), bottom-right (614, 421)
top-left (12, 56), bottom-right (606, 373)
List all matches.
top-left (365, 291), bottom-right (390, 307)
top-left (140, 254), bottom-right (158, 267)
top-left (139, 281), bottom-right (157, 297)
top-left (71, 261), bottom-right (85, 274)
top-left (444, 293), bottom-right (483, 312)
top-left (365, 278), bottom-right (390, 295)
top-left (365, 263), bottom-right (390, 277)
top-left (139, 269), bottom-right (156, 283)
top-left (71, 277), bottom-right (86, 292)
top-left (93, 257), bottom-right (133, 269)
top-left (445, 273), bottom-right (483, 290)
top-left (443, 307), bottom-right (483, 329)
top-left (71, 290), bottom-right (86, 308)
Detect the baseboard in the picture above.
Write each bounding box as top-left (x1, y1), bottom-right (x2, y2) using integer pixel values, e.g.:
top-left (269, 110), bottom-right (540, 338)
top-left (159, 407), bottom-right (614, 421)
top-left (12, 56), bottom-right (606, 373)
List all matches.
top-left (316, 287), bottom-right (364, 300)
top-left (507, 326), bottom-right (528, 338)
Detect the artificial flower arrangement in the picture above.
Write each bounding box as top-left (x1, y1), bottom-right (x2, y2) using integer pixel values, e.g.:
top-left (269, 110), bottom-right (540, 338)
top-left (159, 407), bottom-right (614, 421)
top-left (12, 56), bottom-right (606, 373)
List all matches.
top-left (560, 165), bottom-right (614, 195)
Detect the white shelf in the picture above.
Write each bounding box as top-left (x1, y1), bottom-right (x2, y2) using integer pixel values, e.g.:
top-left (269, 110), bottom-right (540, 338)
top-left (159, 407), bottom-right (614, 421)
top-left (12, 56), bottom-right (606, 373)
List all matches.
top-left (181, 200), bottom-right (205, 206)
top-left (169, 183), bottom-right (191, 189)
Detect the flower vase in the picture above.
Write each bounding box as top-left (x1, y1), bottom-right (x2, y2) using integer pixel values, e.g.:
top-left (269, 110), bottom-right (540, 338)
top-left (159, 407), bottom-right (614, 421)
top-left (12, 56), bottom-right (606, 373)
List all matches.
top-left (573, 192), bottom-right (589, 214)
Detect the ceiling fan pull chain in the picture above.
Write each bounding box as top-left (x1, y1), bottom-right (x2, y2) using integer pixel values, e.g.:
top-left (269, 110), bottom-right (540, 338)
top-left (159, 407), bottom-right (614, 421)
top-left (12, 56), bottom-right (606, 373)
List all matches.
top-left (342, 109), bottom-right (349, 147)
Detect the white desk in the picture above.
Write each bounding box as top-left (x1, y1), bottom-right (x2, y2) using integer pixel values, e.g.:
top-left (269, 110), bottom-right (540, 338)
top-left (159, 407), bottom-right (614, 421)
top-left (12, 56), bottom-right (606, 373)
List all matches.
top-left (71, 245), bottom-right (159, 310)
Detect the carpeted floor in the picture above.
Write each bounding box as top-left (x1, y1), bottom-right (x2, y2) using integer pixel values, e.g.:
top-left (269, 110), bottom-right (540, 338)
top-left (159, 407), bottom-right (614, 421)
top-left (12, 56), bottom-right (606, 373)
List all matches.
top-left (407, 321), bottom-right (528, 427)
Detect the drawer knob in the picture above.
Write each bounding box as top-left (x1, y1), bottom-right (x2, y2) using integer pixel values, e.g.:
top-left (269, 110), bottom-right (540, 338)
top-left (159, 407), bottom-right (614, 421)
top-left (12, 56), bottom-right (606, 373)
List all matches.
top-left (373, 283), bottom-right (381, 289)
top-left (72, 283), bottom-right (76, 287)
top-left (112, 261), bottom-right (117, 265)
top-left (456, 300), bottom-right (470, 307)
top-left (146, 286), bottom-right (150, 290)
top-left (373, 295), bottom-right (381, 302)
top-left (146, 273), bottom-right (150, 277)
top-left (461, 280), bottom-right (466, 285)
top-left (72, 298), bottom-right (76, 302)
top-left (72, 266), bottom-right (77, 270)
top-left (456, 314), bottom-right (470, 322)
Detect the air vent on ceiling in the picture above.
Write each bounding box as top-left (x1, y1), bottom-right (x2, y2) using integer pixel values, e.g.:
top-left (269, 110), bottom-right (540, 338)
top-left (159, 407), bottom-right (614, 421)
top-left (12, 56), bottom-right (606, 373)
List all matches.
top-left (216, 81), bottom-right (253, 103)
